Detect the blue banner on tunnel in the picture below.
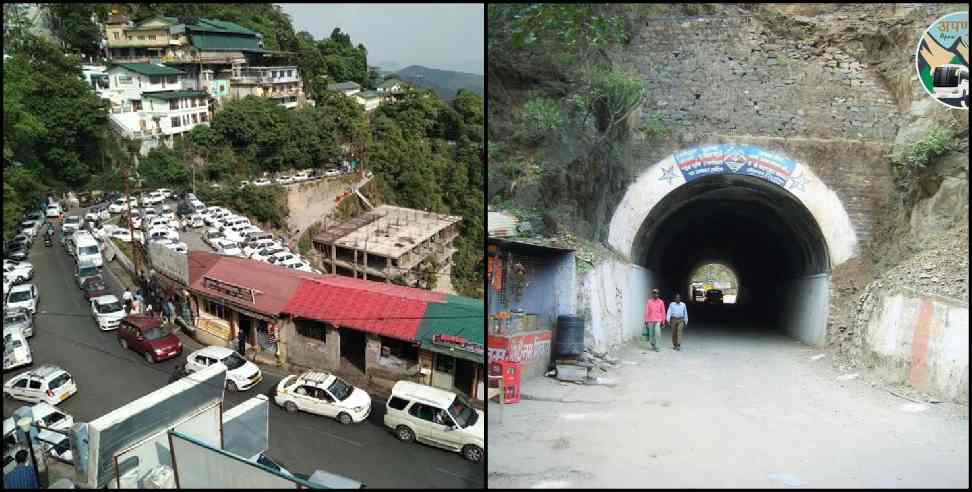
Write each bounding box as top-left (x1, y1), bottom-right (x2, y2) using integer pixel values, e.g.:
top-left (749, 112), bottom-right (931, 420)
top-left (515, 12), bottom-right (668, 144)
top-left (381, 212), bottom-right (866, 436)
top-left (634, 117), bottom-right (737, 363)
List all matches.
top-left (673, 144), bottom-right (797, 187)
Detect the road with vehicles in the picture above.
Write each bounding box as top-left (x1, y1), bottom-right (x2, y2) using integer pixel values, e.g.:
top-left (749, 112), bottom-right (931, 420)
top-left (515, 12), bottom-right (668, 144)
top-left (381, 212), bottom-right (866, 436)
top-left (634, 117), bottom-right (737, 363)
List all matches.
top-left (3, 203), bottom-right (485, 488)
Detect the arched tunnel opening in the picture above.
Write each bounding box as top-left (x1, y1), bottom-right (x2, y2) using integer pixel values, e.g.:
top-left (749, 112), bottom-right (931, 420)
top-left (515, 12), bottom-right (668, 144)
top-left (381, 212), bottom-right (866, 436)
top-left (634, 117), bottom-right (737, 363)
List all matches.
top-left (632, 174), bottom-right (832, 343)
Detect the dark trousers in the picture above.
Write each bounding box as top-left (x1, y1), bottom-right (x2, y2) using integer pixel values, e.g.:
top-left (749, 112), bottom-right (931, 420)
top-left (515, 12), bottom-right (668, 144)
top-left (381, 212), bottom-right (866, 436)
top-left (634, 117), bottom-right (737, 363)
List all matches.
top-left (670, 317), bottom-right (685, 347)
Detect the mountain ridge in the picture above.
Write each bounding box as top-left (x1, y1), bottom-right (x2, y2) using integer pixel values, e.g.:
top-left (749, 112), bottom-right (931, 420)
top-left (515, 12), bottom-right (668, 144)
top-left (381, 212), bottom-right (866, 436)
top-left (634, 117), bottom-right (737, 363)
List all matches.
top-left (393, 65), bottom-right (484, 100)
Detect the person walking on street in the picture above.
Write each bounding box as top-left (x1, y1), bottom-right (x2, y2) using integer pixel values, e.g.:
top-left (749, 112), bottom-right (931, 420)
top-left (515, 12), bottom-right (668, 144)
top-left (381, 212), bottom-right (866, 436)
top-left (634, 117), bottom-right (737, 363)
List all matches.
top-left (667, 293), bottom-right (688, 351)
top-left (132, 297), bottom-right (143, 315)
top-left (122, 288), bottom-right (134, 314)
top-left (643, 288), bottom-right (666, 352)
top-left (166, 298), bottom-right (176, 324)
top-left (161, 299), bottom-right (172, 324)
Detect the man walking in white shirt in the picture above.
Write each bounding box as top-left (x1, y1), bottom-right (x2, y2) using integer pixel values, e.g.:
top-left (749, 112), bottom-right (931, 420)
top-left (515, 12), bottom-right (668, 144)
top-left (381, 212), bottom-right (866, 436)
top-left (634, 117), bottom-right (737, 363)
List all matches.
top-left (667, 293), bottom-right (688, 351)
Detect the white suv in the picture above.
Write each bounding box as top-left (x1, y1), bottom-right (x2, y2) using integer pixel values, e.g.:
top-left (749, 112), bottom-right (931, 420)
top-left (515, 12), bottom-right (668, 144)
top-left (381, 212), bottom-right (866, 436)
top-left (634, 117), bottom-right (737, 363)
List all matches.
top-left (274, 372), bottom-right (372, 424)
top-left (6, 283), bottom-right (38, 314)
top-left (3, 365), bottom-right (78, 405)
top-left (383, 381), bottom-right (484, 462)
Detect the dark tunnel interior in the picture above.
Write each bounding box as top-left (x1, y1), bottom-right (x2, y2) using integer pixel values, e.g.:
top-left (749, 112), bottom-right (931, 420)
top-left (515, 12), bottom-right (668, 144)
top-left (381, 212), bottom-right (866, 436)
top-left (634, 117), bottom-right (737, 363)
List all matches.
top-left (632, 174), bottom-right (831, 326)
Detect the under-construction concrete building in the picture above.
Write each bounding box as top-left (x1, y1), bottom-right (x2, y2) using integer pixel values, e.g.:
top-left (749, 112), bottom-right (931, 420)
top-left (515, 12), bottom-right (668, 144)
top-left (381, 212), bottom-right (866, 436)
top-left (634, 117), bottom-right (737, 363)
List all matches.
top-left (312, 205), bottom-right (462, 287)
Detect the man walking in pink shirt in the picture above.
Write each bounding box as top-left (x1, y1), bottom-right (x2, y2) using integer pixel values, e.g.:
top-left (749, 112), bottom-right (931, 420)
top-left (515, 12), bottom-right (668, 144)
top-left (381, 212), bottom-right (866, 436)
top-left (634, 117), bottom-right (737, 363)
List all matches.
top-left (644, 288), bottom-right (666, 352)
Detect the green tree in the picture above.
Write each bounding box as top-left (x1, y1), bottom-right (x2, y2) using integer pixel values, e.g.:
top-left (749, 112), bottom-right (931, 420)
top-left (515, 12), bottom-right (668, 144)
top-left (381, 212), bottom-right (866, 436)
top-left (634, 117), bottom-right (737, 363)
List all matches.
top-left (43, 3), bottom-right (111, 57)
top-left (138, 147), bottom-right (190, 192)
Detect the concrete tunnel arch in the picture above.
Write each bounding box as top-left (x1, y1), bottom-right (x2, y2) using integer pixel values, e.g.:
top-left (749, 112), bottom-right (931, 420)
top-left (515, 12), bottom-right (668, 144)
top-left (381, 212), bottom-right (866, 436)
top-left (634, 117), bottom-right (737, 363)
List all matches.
top-left (607, 144), bottom-right (858, 346)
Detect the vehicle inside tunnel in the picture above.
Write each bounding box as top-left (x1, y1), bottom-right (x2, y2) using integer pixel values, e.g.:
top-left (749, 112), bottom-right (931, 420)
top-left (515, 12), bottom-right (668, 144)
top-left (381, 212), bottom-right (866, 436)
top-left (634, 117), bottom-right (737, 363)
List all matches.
top-left (631, 174), bottom-right (831, 342)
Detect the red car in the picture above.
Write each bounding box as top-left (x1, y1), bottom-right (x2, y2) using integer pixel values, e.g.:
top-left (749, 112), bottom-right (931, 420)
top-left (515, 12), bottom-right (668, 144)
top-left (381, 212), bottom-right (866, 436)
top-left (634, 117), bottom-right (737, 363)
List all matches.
top-left (80, 277), bottom-right (110, 301)
top-left (117, 316), bottom-right (183, 363)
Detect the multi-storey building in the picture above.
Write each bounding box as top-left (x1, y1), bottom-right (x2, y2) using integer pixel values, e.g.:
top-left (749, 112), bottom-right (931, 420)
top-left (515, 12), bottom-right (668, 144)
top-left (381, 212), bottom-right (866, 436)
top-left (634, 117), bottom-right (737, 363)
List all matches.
top-left (313, 205), bottom-right (462, 291)
top-left (103, 63), bottom-right (209, 155)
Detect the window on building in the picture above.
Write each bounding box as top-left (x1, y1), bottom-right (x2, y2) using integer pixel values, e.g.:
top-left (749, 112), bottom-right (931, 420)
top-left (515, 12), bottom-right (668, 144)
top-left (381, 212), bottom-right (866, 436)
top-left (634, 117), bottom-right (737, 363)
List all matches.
top-left (169, 100), bottom-right (178, 111)
top-left (192, 113), bottom-right (198, 124)
top-left (288, 70), bottom-right (293, 78)
top-left (132, 100), bottom-right (142, 111)
top-left (118, 75), bottom-right (133, 86)
top-left (382, 337), bottom-right (418, 361)
top-left (167, 75), bottom-right (178, 85)
top-left (193, 97), bottom-right (199, 108)
top-left (149, 76), bottom-right (161, 85)
top-left (113, 32), bottom-right (120, 40)
top-left (138, 35), bottom-right (146, 41)
top-left (200, 112), bottom-right (208, 122)
top-left (183, 114), bottom-right (190, 126)
top-left (296, 319), bottom-right (327, 342)
top-left (149, 35), bottom-right (157, 41)
top-left (205, 300), bottom-right (229, 321)
top-left (171, 116), bottom-right (180, 128)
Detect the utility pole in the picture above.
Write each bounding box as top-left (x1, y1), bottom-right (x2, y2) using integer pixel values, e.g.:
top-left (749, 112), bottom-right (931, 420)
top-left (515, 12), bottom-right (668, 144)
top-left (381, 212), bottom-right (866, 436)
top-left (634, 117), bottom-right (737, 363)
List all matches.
top-left (122, 153), bottom-right (140, 277)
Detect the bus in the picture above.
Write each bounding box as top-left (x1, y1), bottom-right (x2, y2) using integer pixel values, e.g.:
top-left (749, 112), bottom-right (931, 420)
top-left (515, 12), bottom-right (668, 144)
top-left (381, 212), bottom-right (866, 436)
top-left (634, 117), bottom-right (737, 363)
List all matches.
top-left (932, 64), bottom-right (969, 106)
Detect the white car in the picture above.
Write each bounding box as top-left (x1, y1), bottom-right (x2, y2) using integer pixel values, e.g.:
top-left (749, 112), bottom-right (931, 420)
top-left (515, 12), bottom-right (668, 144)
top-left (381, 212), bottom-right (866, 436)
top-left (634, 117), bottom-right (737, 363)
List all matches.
top-left (4, 402), bottom-right (75, 435)
top-left (268, 251), bottom-right (297, 266)
top-left (324, 168), bottom-right (342, 177)
top-left (3, 365), bottom-right (78, 406)
top-left (253, 178), bottom-right (272, 187)
top-left (3, 260), bottom-right (33, 284)
top-left (383, 381), bottom-right (484, 462)
top-left (6, 283), bottom-right (38, 314)
top-left (62, 216), bottom-right (82, 233)
top-left (90, 295), bottom-right (125, 331)
top-left (275, 175), bottom-right (294, 185)
top-left (108, 199), bottom-right (128, 214)
top-left (279, 257), bottom-right (308, 271)
top-left (274, 372), bottom-right (372, 424)
top-left (203, 228), bottom-right (226, 248)
top-left (158, 188), bottom-right (173, 200)
top-left (142, 192), bottom-right (165, 205)
top-left (4, 327), bottom-right (32, 370)
top-left (213, 238), bottom-right (243, 257)
top-left (253, 246), bottom-right (289, 263)
top-left (157, 239), bottom-right (188, 254)
top-left (185, 346), bottom-right (262, 392)
top-left (109, 228), bottom-right (133, 242)
top-left (83, 212), bottom-right (100, 224)
top-left (126, 214), bottom-right (142, 230)
top-left (46, 203), bottom-right (63, 218)
top-left (20, 219), bottom-right (42, 238)
top-left (189, 214), bottom-right (205, 228)
top-left (243, 239), bottom-right (277, 258)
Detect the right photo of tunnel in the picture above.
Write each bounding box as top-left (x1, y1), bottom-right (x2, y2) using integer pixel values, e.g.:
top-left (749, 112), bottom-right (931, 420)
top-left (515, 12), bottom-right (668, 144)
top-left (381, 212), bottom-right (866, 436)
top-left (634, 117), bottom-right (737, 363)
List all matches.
top-left (486, 4), bottom-right (968, 489)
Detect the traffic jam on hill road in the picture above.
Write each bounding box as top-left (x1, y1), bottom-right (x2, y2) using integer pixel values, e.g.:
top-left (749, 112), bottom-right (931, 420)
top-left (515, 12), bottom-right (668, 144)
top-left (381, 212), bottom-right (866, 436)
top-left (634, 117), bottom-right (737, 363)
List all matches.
top-left (3, 188), bottom-right (484, 488)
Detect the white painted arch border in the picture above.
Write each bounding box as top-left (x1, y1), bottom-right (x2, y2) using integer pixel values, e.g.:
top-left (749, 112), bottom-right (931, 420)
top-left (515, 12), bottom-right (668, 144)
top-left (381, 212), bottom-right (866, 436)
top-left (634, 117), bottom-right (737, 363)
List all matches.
top-left (607, 147), bottom-right (858, 267)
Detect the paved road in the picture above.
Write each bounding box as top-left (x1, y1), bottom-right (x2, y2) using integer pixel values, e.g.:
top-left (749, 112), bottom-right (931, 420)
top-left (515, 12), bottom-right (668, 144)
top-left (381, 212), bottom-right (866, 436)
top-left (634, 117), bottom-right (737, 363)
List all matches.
top-left (4, 205), bottom-right (485, 488)
top-left (487, 320), bottom-right (968, 488)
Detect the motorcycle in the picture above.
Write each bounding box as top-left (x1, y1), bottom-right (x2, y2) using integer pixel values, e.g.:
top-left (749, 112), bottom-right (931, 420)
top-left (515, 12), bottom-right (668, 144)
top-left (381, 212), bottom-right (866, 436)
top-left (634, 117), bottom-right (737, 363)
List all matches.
top-left (44, 234), bottom-right (53, 247)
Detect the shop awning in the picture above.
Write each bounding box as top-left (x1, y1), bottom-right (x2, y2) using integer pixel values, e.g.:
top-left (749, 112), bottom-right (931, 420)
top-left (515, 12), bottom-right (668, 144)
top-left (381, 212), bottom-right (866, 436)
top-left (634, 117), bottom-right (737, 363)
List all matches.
top-left (416, 295), bottom-right (484, 364)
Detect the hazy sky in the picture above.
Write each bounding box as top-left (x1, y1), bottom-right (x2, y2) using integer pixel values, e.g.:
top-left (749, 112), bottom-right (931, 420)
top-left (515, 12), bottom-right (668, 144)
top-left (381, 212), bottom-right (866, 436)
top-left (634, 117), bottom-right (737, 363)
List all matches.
top-left (277, 3), bottom-right (484, 75)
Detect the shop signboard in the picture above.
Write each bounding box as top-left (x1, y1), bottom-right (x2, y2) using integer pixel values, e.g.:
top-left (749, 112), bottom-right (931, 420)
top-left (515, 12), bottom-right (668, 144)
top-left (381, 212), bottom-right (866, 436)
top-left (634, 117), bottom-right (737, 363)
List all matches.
top-left (487, 331), bottom-right (552, 363)
top-left (433, 334), bottom-right (484, 356)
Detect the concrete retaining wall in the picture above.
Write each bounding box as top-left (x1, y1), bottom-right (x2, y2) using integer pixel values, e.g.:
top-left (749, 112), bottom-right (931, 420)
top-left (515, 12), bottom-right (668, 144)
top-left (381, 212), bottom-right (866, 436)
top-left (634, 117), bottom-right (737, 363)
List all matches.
top-left (284, 176), bottom-right (353, 234)
top-left (581, 260), bottom-right (656, 353)
top-left (777, 274), bottom-right (830, 346)
top-left (864, 289), bottom-right (969, 403)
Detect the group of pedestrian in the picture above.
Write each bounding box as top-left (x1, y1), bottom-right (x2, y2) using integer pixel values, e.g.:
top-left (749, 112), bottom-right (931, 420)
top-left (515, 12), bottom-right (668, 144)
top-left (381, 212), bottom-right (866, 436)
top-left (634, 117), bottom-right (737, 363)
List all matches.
top-left (643, 288), bottom-right (689, 352)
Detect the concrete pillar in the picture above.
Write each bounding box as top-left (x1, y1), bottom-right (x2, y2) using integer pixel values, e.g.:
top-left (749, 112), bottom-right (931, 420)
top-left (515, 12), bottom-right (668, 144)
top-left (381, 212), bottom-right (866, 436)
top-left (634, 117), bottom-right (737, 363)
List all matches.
top-left (330, 244), bottom-right (336, 274)
top-left (353, 249), bottom-right (358, 279)
top-left (365, 334), bottom-right (382, 375)
top-left (324, 325), bottom-right (341, 370)
top-left (277, 317), bottom-right (294, 366)
top-left (386, 256), bottom-right (391, 284)
top-left (363, 252), bottom-right (368, 281)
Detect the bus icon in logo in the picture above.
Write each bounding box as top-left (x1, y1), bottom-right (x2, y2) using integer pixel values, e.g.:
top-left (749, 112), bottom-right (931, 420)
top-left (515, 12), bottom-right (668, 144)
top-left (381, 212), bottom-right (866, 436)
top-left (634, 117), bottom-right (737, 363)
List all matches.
top-left (915, 12), bottom-right (968, 109)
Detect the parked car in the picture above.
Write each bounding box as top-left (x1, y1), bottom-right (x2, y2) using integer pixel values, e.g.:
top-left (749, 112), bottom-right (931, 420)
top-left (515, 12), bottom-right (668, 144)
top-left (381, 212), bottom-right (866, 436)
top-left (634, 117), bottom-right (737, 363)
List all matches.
top-left (156, 239), bottom-right (188, 255)
top-left (324, 168), bottom-right (342, 178)
top-left (62, 215), bottom-right (82, 234)
top-left (46, 203), bottom-right (63, 218)
top-left (90, 295), bottom-right (125, 331)
top-left (3, 327), bottom-right (32, 370)
top-left (212, 238), bottom-right (243, 257)
top-left (117, 315), bottom-right (183, 363)
top-left (142, 191), bottom-right (165, 206)
top-left (157, 188), bottom-right (173, 200)
top-left (109, 228), bottom-right (133, 243)
top-left (20, 220), bottom-right (42, 238)
top-left (243, 239), bottom-right (277, 258)
top-left (253, 178), bottom-right (272, 187)
top-left (75, 261), bottom-right (102, 288)
top-left (108, 199), bottom-right (128, 214)
top-left (705, 289), bottom-right (724, 304)
top-left (80, 277), bottom-right (110, 301)
top-left (176, 200), bottom-right (195, 218)
top-left (184, 346), bottom-right (262, 392)
top-left (3, 307), bottom-right (34, 337)
top-left (203, 228), bottom-right (226, 248)
top-left (273, 372), bottom-right (372, 424)
top-left (275, 175), bottom-right (294, 185)
top-left (5, 244), bottom-right (30, 262)
top-left (3, 260), bottom-right (33, 284)
top-left (3, 365), bottom-right (78, 405)
top-left (189, 214), bottom-right (205, 228)
top-left (6, 284), bottom-right (38, 314)
top-left (252, 246), bottom-right (289, 263)
top-left (268, 251), bottom-right (297, 266)
top-left (10, 233), bottom-right (32, 250)
top-left (383, 381), bottom-right (484, 462)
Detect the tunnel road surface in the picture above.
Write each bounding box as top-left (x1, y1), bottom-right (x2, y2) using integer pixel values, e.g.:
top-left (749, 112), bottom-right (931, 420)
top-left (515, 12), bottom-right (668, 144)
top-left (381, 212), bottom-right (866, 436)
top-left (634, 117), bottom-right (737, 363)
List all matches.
top-left (487, 320), bottom-right (968, 488)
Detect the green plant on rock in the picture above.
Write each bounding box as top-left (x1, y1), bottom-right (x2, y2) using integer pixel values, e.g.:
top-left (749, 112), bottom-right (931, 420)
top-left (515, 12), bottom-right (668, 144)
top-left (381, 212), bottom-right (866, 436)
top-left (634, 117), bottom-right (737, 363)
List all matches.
top-left (891, 125), bottom-right (961, 198)
top-left (640, 112), bottom-right (670, 138)
top-left (588, 70), bottom-right (646, 133)
top-left (515, 97), bottom-right (565, 144)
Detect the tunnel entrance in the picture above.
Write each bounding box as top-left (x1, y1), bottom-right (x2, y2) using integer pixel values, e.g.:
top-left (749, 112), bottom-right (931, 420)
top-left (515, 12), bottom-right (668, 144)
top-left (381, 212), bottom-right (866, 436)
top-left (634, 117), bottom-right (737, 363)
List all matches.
top-left (688, 263), bottom-right (738, 304)
top-left (631, 173), bottom-right (831, 343)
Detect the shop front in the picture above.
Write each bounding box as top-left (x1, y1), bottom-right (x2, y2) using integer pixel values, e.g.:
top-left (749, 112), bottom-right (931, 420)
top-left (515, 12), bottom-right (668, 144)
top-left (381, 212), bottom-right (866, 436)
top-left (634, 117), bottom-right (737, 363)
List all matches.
top-left (415, 295), bottom-right (485, 403)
